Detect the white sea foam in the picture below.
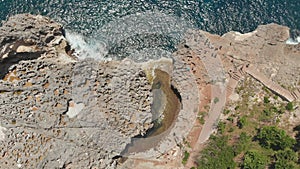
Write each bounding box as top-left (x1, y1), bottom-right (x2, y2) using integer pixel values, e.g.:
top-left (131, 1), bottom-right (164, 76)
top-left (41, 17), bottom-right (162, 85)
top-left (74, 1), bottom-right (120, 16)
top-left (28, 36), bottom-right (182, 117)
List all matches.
top-left (65, 11), bottom-right (192, 61)
top-left (65, 30), bottom-right (109, 60)
top-left (286, 36), bottom-right (300, 45)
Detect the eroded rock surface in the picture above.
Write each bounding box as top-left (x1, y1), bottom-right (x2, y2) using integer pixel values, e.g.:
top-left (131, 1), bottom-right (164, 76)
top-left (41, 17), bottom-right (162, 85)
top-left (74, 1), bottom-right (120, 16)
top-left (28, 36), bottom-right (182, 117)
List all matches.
top-left (0, 14), bottom-right (155, 169)
top-left (1, 13), bottom-right (299, 169)
top-left (0, 13), bottom-right (74, 78)
top-left (220, 24), bottom-right (299, 88)
top-left (0, 58), bottom-right (154, 168)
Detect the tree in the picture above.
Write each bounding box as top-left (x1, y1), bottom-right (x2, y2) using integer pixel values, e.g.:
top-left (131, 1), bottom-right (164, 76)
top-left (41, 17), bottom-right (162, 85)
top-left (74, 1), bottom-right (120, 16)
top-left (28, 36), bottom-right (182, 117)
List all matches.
top-left (294, 125), bottom-right (300, 151)
top-left (197, 136), bottom-right (236, 169)
top-left (242, 150), bottom-right (268, 169)
top-left (286, 102), bottom-right (294, 111)
top-left (274, 161), bottom-right (297, 169)
top-left (256, 126), bottom-right (296, 151)
top-left (274, 148), bottom-right (298, 169)
top-left (275, 148), bottom-right (298, 162)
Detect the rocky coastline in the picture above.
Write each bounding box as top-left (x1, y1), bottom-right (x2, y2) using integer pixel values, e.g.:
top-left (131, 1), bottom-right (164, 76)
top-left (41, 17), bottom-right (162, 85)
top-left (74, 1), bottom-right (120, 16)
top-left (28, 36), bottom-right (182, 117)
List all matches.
top-left (0, 14), bottom-right (299, 169)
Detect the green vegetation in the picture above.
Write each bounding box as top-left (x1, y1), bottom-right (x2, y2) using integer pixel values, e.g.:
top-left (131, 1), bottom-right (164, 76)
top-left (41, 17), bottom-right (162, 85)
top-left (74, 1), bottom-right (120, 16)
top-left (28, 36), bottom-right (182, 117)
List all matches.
top-left (256, 126), bottom-right (296, 151)
top-left (182, 150), bottom-right (190, 165)
top-left (264, 96), bottom-right (270, 104)
top-left (197, 136), bottom-right (236, 169)
top-left (235, 132), bottom-right (251, 154)
top-left (237, 116), bottom-right (247, 129)
top-left (198, 116), bottom-right (205, 125)
top-left (195, 78), bottom-right (300, 169)
top-left (294, 125), bottom-right (300, 151)
top-left (217, 122), bottom-right (226, 134)
top-left (274, 148), bottom-right (298, 169)
top-left (198, 111), bottom-right (207, 125)
top-left (223, 109), bottom-right (230, 115)
top-left (214, 97), bottom-right (219, 104)
top-left (228, 127), bottom-right (234, 132)
top-left (227, 116), bottom-right (234, 123)
top-left (242, 150), bottom-right (269, 169)
top-left (286, 102), bottom-right (294, 111)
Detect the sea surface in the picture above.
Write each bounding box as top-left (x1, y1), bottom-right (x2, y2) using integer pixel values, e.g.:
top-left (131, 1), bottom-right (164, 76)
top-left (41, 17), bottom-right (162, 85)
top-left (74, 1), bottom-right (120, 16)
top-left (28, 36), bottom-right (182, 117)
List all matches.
top-left (1, 0), bottom-right (299, 60)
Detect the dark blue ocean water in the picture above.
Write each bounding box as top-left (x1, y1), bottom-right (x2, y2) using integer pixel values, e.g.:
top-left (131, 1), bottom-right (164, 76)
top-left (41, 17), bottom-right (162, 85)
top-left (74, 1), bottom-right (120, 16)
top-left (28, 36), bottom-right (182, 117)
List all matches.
top-left (1, 0), bottom-right (299, 35)
top-left (1, 0), bottom-right (299, 60)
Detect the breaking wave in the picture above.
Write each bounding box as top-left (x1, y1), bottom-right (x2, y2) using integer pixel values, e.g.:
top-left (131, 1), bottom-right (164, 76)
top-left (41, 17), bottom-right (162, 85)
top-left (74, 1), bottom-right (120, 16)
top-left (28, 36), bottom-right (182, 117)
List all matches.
top-left (65, 31), bottom-right (109, 60)
top-left (286, 36), bottom-right (300, 45)
top-left (1, 0), bottom-right (299, 60)
top-left (65, 11), bottom-right (192, 61)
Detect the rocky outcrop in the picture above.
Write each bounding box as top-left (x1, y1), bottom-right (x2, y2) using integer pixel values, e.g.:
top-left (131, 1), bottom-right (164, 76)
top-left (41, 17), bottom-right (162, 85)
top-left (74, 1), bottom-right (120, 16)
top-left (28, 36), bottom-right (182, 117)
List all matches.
top-left (178, 23), bottom-right (300, 103)
top-left (221, 24), bottom-right (300, 88)
top-left (0, 14), bottom-right (199, 169)
top-left (1, 13), bottom-right (299, 169)
top-left (0, 13), bottom-right (74, 79)
top-left (0, 14), bottom-right (155, 169)
top-left (0, 57), bottom-right (155, 168)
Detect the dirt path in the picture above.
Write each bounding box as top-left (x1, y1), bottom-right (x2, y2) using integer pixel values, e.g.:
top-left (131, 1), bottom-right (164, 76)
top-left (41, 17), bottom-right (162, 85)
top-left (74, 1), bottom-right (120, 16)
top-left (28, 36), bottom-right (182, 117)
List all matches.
top-left (185, 84), bottom-right (211, 168)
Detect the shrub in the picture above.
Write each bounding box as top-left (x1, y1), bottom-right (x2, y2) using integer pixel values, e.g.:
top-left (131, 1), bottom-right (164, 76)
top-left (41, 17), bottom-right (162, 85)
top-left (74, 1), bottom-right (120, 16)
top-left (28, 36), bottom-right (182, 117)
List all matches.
top-left (274, 148), bottom-right (298, 169)
top-left (242, 150), bottom-right (268, 169)
top-left (237, 116), bottom-right (247, 129)
top-left (198, 111), bottom-right (207, 125)
top-left (214, 97), bottom-right (219, 104)
top-left (263, 109), bottom-right (272, 117)
top-left (198, 116), bottom-right (205, 125)
top-left (235, 132), bottom-right (251, 154)
top-left (286, 102), bottom-right (294, 111)
top-left (294, 125), bottom-right (300, 151)
top-left (264, 96), bottom-right (270, 104)
top-left (217, 122), bottom-right (226, 134)
top-left (256, 126), bottom-right (296, 151)
top-left (259, 108), bottom-right (274, 122)
top-left (227, 116), bottom-right (234, 123)
top-left (235, 105), bottom-right (240, 110)
top-left (182, 150), bottom-right (190, 165)
top-left (224, 109), bottom-right (230, 115)
top-left (197, 136), bottom-right (236, 169)
top-left (228, 127), bottom-right (234, 132)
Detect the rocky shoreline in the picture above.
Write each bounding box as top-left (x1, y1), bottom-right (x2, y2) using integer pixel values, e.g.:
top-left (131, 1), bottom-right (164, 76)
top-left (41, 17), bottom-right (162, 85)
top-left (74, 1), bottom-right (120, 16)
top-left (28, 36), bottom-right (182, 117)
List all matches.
top-left (0, 14), bottom-right (199, 168)
top-left (0, 14), bottom-right (299, 169)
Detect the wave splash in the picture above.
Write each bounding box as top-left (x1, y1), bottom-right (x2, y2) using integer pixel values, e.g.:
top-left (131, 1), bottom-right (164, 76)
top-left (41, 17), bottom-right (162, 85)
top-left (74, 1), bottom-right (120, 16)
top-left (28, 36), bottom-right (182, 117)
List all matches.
top-left (65, 11), bottom-right (193, 61)
top-left (65, 30), bottom-right (109, 60)
top-left (286, 36), bottom-right (300, 45)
